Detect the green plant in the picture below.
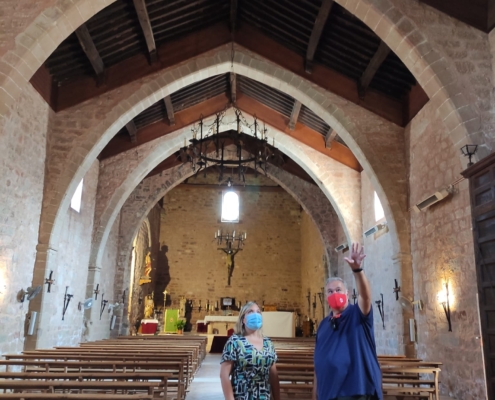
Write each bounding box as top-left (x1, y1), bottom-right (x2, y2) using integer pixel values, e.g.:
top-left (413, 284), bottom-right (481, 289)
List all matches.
top-left (175, 319), bottom-right (186, 330)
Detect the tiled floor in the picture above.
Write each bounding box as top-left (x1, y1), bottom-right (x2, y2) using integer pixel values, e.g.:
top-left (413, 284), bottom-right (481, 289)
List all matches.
top-left (186, 354), bottom-right (224, 400)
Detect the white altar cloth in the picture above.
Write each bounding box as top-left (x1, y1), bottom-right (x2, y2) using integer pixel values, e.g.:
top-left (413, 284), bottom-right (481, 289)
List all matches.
top-left (204, 315), bottom-right (238, 335)
top-left (261, 312), bottom-right (295, 338)
top-left (204, 316), bottom-right (238, 323)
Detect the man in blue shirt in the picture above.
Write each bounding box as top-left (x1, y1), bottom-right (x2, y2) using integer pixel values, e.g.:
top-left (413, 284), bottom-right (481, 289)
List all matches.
top-left (313, 243), bottom-right (382, 400)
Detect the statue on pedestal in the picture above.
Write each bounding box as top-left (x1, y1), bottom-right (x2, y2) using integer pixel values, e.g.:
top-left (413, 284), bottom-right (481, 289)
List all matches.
top-left (144, 293), bottom-right (154, 319)
top-left (139, 250), bottom-right (152, 285)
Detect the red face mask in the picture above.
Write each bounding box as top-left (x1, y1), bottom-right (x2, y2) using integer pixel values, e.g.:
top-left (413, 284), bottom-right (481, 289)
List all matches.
top-left (327, 293), bottom-right (347, 310)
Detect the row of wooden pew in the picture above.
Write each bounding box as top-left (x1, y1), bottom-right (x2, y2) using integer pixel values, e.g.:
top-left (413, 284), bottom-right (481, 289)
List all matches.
top-left (0, 335), bottom-right (207, 400)
top-left (270, 337), bottom-right (443, 400)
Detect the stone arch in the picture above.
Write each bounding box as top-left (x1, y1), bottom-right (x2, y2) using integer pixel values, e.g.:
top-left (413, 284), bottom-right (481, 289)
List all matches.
top-left (0, 0), bottom-right (116, 117)
top-left (0, 0), bottom-right (478, 161)
top-left (113, 161), bottom-right (342, 333)
top-left (39, 46), bottom-right (402, 279)
top-left (334, 0), bottom-right (480, 158)
top-left (91, 111), bottom-right (362, 272)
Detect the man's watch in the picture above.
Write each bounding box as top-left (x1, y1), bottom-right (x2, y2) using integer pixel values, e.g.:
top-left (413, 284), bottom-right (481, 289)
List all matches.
top-left (352, 268), bottom-right (364, 273)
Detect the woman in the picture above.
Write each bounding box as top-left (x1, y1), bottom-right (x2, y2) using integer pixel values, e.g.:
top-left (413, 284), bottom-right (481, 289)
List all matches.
top-left (220, 302), bottom-right (280, 400)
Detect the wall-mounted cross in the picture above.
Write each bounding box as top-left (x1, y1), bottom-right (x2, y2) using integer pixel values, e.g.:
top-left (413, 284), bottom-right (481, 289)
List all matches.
top-left (44, 271), bottom-right (55, 293)
top-left (94, 284), bottom-right (100, 300)
top-left (393, 279), bottom-right (401, 301)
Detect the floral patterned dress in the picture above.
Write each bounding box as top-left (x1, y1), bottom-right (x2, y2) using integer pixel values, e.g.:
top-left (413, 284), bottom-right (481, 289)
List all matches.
top-left (221, 334), bottom-right (278, 400)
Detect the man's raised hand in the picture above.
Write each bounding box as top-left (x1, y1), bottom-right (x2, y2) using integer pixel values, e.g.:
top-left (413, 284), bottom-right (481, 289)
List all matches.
top-left (344, 242), bottom-right (366, 270)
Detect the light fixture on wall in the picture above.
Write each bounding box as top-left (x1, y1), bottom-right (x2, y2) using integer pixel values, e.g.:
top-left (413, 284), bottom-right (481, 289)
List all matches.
top-left (412, 189), bottom-right (450, 213)
top-left (78, 298), bottom-right (94, 311)
top-left (437, 280), bottom-right (453, 332)
top-left (180, 108), bottom-right (283, 183)
top-left (363, 223), bottom-right (387, 237)
top-left (460, 144), bottom-right (478, 167)
top-left (334, 243), bottom-right (349, 252)
top-left (16, 286), bottom-right (42, 303)
top-left (399, 296), bottom-right (423, 311)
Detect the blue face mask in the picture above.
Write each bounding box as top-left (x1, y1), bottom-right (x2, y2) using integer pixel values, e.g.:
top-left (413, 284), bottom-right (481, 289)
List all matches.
top-left (245, 313), bottom-right (263, 330)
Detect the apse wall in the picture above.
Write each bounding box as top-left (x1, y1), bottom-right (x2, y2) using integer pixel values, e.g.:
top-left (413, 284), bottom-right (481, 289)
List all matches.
top-left (0, 84), bottom-right (50, 355)
top-left (157, 177), bottom-right (303, 327)
top-left (406, 97), bottom-right (485, 398)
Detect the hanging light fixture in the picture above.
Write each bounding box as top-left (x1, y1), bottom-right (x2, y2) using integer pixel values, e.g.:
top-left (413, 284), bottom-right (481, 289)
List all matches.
top-left (179, 108), bottom-right (283, 184)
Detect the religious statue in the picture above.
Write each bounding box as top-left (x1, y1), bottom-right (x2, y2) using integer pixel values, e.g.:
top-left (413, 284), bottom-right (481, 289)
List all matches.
top-left (144, 293), bottom-right (154, 319)
top-left (139, 250), bottom-right (152, 285)
top-left (219, 241), bottom-right (241, 286)
top-left (179, 295), bottom-right (186, 318)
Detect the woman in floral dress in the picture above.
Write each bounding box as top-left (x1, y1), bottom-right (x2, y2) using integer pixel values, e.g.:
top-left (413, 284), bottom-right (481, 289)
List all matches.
top-left (220, 302), bottom-right (280, 400)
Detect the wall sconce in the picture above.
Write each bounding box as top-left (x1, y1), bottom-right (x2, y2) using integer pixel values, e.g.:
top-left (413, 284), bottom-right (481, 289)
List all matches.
top-left (437, 280), bottom-right (453, 332)
top-left (460, 144), bottom-right (478, 167)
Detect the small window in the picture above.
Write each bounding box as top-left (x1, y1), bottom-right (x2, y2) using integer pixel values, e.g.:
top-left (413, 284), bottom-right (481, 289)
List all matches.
top-left (374, 191), bottom-right (385, 222)
top-left (71, 179), bottom-right (83, 212)
top-left (221, 191), bottom-right (239, 222)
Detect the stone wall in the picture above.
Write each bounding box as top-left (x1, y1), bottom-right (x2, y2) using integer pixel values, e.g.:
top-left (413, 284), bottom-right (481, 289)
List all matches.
top-left (0, 83), bottom-right (50, 355)
top-left (406, 99), bottom-right (485, 398)
top-left (35, 160), bottom-right (99, 348)
top-left (300, 212), bottom-right (327, 329)
top-left (156, 179), bottom-right (302, 328)
top-left (360, 172), bottom-right (402, 355)
top-left (84, 216), bottom-right (120, 342)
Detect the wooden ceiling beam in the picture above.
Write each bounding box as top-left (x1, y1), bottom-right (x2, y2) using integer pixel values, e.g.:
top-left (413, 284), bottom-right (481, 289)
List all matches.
top-left (306, 0), bottom-right (334, 73)
top-left (163, 95), bottom-right (175, 126)
top-left (325, 128), bottom-right (337, 148)
top-left (126, 120), bottom-right (138, 143)
top-left (235, 24), bottom-right (406, 126)
top-left (288, 100), bottom-right (302, 130)
top-left (99, 93), bottom-right (229, 159)
top-left (230, 72), bottom-right (237, 105)
top-left (230, 0), bottom-right (238, 32)
top-left (358, 41), bottom-right (390, 98)
top-left (75, 24), bottom-right (105, 84)
top-left (54, 23), bottom-right (231, 111)
top-left (132, 0), bottom-right (157, 64)
top-left (236, 93), bottom-right (361, 171)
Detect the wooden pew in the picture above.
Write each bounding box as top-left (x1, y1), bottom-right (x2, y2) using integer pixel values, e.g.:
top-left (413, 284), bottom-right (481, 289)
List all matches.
top-left (0, 395), bottom-right (152, 400)
top-left (0, 360), bottom-right (185, 400)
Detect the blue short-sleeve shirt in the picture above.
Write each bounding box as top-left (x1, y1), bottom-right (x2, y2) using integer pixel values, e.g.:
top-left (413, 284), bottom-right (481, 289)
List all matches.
top-left (314, 304), bottom-right (382, 400)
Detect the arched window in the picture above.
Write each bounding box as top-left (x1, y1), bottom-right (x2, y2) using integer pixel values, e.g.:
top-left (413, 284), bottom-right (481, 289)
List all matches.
top-left (221, 191), bottom-right (239, 222)
top-left (70, 179), bottom-right (84, 212)
top-left (374, 191), bottom-right (385, 222)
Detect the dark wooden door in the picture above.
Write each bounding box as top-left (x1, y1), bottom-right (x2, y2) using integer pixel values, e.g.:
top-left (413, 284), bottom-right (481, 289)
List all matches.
top-left (463, 152), bottom-right (495, 399)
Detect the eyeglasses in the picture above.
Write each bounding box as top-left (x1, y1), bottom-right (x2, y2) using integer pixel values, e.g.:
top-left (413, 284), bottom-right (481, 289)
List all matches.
top-left (330, 316), bottom-right (339, 331)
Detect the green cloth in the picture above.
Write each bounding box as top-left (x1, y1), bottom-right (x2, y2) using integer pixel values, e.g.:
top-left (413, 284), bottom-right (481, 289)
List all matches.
top-left (164, 309), bottom-right (179, 333)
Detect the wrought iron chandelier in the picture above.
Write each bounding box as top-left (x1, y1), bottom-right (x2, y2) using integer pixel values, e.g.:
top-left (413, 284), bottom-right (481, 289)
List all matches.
top-left (179, 108), bottom-right (283, 184)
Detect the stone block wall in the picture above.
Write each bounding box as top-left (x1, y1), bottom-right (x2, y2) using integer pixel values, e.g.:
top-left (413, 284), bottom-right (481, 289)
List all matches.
top-left (407, 98), bottom-right (485, 398)
top-left (300, 212), bottom-right (327, 329)
top-left (334, 173), bottom-right (402, 356)
top-left (156, 180), bottom-right (302, 328)
top-left (36, 160), bottom-right (99, 348)
top-left (0, 84), bottom-right (49, 355)
top-left (84, 216), bottom-right (120, 342)
top-left (360, 172), bottom-right (402, 355)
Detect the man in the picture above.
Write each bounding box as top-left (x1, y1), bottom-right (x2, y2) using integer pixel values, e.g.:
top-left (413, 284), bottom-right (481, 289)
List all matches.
top-left (313, 243), bottom-right (382, 400)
